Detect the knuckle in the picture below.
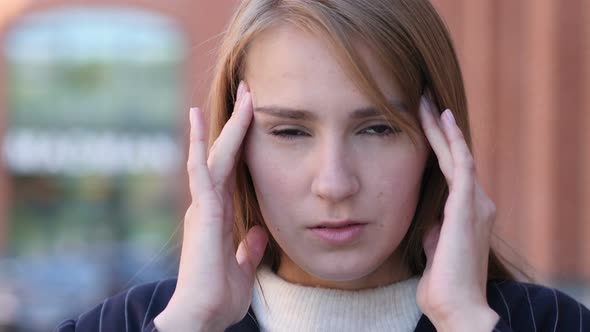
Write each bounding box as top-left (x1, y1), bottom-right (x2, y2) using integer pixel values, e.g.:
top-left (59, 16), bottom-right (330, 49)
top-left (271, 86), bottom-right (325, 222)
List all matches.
top-left (488, 199), bottom-right (497, 213)
top-left (225, 113), bottom-right (238, 129)
top-left (184, 203), bottom-right (198, 221)
top-left (209, 140), bottom-right (219, 156)
top-left (456, 128), bottom-right (465, 139)
top-left (189, 132), bottom-right (204, 145)
top-left (186, 197), bottom-right (222, 220)
top-left (207, 149), bottom-right (221, 169)
top-left (187, 157), bottom-right (205, 174)
top-left (206, 151), bottom-right (216, 168)
top-left (459, 153), bottom-right (476, 172)
top-left (238, 118), bottom-right (250, 130)
top-left (477, 196), bottom-right (497, 223)
top-left (486, 200), bottom-right (497, 220)
top-left (186, 158), bottom-right (197, 173)
top-left (210, 177), bottom-right (224, 191)
top-left (463, 152), bottom-right (476, 167)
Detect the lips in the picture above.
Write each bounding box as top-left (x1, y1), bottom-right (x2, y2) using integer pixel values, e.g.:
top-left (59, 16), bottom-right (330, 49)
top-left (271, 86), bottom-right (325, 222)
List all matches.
top-left (310, 221), bottom-right (367, 229)
top-left (308, 221), bottom-right (368, 245)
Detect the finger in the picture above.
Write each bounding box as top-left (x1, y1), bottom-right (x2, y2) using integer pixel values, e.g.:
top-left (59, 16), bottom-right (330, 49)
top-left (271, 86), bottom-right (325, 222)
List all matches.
top-left (208, 82), bottom-right (253, 188)
top-left (227, 164), bottom-right (238, 199)
top-left (222, 169), bottom-right (237, 231)
top-left (187, 107), bottom-right (214, 199)
top-left (236, 226), bottom-right (268, 279)
top-left (418, 96), bottom-right (453, 182)
top-left (440, 109), bottom-right (475, 192)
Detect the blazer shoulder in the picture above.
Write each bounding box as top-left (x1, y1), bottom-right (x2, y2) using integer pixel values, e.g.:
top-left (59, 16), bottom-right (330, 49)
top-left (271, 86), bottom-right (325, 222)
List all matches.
top-left (487, 279), bottom-right (590, 331)
top-left (54, 278), bottom-right (177, 332)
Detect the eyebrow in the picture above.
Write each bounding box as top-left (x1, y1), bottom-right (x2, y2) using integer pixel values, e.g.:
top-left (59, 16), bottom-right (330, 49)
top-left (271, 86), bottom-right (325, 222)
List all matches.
top-left (253, 99), bottom-right (407, 120)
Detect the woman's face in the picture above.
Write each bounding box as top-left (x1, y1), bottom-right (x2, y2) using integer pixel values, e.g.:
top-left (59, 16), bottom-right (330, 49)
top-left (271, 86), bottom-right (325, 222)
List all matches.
top-left (244, 24), bottom-right (428, 289)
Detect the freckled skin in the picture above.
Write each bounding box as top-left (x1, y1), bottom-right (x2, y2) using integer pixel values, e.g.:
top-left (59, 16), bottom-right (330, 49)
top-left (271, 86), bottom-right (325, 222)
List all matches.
top-left (243, 25), bottom-right (428, 290)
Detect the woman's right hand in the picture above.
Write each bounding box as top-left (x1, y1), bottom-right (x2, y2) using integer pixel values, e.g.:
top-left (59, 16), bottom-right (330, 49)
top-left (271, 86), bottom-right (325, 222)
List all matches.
top-left (154, 81), bottom-right (269, 332)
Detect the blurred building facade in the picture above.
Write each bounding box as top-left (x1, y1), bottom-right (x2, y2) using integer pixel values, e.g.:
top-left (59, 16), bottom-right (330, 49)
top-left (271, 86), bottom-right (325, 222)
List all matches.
top-left (0, 0), bottom-right (588, 330)
top-left (433, 0), bottom-right (590, 283)
top-left (0, 1), bottom-right (236, 330)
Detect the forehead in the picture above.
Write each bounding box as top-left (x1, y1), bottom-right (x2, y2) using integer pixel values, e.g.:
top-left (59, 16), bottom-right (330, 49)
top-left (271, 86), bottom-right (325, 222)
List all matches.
top-left (244, 24), bottom-right (402, 112)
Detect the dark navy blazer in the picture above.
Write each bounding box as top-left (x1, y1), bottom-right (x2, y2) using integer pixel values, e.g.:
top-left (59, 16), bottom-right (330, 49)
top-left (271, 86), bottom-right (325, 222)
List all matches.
top-left (55, 278), bottom-right (590, 331)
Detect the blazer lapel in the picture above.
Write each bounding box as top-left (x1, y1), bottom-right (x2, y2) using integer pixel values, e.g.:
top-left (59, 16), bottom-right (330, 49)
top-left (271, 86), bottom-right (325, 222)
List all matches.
top-left (413, 314), bottom-right (436, 332)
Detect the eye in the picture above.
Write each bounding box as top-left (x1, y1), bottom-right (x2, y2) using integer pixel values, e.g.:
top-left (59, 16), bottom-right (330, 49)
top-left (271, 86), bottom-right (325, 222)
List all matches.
top-left (270, 128), bottom-right (310, 140)
top-left (360, 124), bottom-right (402, 137)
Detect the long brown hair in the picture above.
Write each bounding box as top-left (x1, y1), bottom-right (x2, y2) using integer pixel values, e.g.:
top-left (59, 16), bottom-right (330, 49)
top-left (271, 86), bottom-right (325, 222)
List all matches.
top-left (206, 0), bottom-right (515, 281)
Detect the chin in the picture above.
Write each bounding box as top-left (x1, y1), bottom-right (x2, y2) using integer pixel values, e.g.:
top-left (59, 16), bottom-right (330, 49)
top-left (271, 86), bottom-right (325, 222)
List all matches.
top-left (278, 241), bottom-right (405, 288)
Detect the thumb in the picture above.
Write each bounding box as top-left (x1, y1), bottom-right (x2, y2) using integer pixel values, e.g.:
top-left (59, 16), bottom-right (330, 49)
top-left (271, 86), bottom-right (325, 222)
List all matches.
top-left (422, 224), bottom-right (441, 271)
top-left (236, 226), bottom-right (269, 279)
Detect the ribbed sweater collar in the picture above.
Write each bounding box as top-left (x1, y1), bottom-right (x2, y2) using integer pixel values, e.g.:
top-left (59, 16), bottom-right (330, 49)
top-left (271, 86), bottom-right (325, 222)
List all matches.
top-left (251, 267), bottom-right (422, 332)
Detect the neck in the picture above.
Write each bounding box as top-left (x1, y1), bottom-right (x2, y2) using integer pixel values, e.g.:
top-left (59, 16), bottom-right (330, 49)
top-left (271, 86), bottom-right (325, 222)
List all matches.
top-left (276, 253), bottom-right (412, 290)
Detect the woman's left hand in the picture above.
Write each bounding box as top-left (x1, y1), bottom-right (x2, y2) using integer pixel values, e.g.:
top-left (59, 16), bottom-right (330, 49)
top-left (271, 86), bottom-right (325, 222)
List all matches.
top-left (416, 96), bottom-right (500, 332)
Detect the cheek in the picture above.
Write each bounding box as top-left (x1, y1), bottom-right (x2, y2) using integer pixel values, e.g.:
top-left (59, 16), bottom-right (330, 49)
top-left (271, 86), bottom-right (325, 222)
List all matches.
top-left (375, 161), bottom-right (424, 197)
top-left (368, 150), bottom-right (427, 217)
top-left (244, 133), bottom-right (301, 215)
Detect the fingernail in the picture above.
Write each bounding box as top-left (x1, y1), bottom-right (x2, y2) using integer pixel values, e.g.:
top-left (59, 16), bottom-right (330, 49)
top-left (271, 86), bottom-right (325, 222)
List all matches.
top-left (189, 107), bottom-right (198, 127)
top-left (240, 91), bottom-right (250, 106)
top-left (442, 109), bottom-right (455, 126)
top-left (237, 81), bottom-right (245, 100)
top-left (235, 90), bottom-right (250, 115)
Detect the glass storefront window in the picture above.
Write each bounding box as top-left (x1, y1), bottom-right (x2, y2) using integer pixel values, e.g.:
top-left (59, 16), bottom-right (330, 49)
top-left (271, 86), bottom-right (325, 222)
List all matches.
top-left (1, 7), bottom-right (185, 331)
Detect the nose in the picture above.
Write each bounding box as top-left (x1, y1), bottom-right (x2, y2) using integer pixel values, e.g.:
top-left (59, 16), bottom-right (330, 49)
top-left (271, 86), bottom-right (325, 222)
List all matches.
top-left (311, 139), bottom-right (360, 202)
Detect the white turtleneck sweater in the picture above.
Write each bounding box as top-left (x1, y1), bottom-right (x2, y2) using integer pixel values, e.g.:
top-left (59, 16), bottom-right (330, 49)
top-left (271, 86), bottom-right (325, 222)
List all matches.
top-left (251, 267), bottom-right (422, 332)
